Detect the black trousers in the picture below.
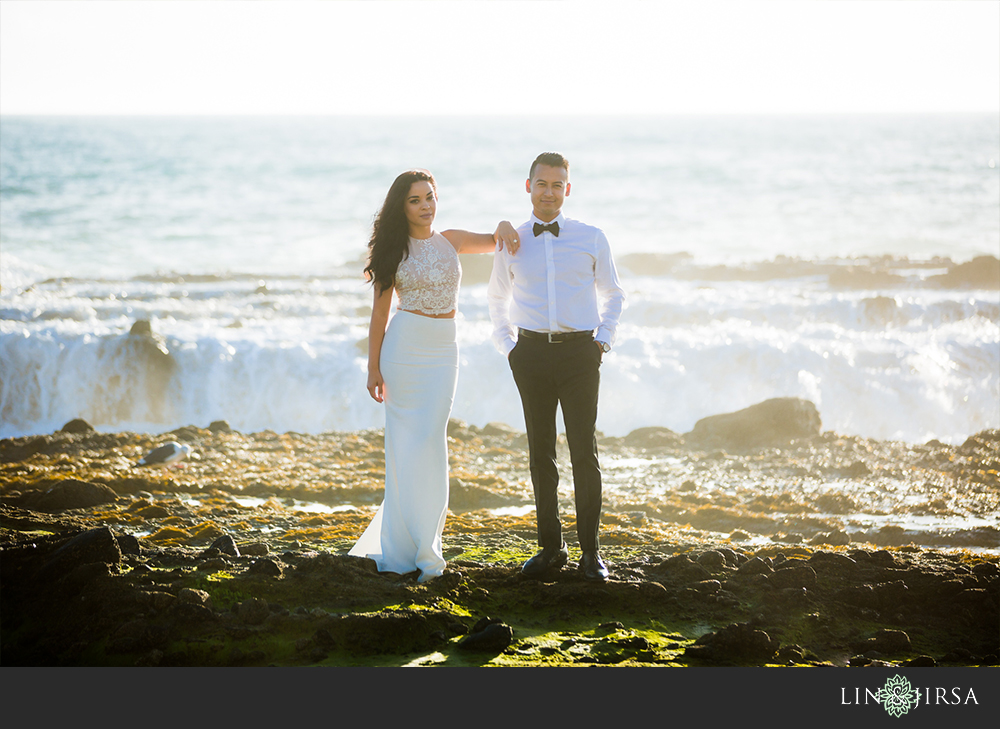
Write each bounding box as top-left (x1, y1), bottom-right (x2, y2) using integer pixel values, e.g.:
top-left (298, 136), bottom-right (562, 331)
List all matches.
top-left (508, 334), bottom-right (603, 552)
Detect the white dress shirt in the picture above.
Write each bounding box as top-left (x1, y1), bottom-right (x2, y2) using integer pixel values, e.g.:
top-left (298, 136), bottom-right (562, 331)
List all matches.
top-left (488, 212), bottom-right (626, 357)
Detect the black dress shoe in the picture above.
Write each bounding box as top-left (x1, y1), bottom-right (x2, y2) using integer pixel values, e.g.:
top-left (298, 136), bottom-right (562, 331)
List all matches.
top-left (579, 550), bottom-right (609, 582)
top-left (521, 543), bottom-right (569, 577)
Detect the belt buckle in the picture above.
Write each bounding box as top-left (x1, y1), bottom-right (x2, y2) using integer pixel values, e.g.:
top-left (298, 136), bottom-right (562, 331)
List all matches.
top-left (547, 332), bottom-right (559, 344)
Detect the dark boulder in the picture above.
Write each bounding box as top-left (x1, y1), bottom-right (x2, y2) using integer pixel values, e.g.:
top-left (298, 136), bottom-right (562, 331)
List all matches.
top-left (652, 554), bottom-right (713, 584)
top-left (685, 622), bottom-right (779, 664)
top-left (209, 534), bottom-right (240, 557)
top-left (247, 558), bottom-right (283, 577)
top-left (622, 426), bottom-right (684, 449)
top-left (331, 608), bottom-right (463, 655)
top-left (769, 564), bottom-right (817, 590)
top-left (685, 398), bottom-right (822, 450)
top-left (458, 617), bottom-right (514, 653)
top-left (21, 479), bottom-right (120, 512)
top-left (927, 255), bottom-right (1000, 289)
top-left (857, 629), bottom-right (911, 655)
top-left (38, 526), bottom-right (123, 580)
top-left (59, 419), bottom-right (94, 434)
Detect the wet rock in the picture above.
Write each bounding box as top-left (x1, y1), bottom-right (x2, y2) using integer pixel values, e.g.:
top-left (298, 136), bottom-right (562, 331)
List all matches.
top-left (764, 587), bottom-right (810, 609)
top-left (972, 561), bottom-right (1000, 579)
top-left (449, 477), bottom-right (524, 511)
top-left (652, 554), bottom-right (712, 584)
top-left (198, 557), bottom-right (229, 572)
top-left (696, 550), bottom-right (729, 570)
top-left (861, 296), bottom-right (904, 326)
top-left (60, 419), bottom-right (94, 434)
top-left (39, 526), bottom-right (122, 580)
top-left (928, 255), bottom-right (1000, 289)
top-left (685, 398), bottom-right (822, 450)
top-left (137, 590), bottom-right (176, 610)
top-left (110, 619), bottom-right (166, 654)
top-left (241, 542), bottom-right (270, 557)
top-left (135, 503), bottom-right (171, 519)
top-left (116, 533), bottom-right (142, 556)
top-left (109, 321), bottom-right (178, 423)
top-left (239, 597), bottom-right (271, 625)
top-left (458, 617), bottom-right (513, 653)
top-left (736, 556), bottom-right (773, 576)
top-left (810, 529), bottom-right (851, 546)
top-left (178, 588), bottom-right (214, 609)
top-left (771, 532), bottom-right (806, 544)
top-left (21, 479), bottom-right (120, 512)
top-left (209, 534), bottom-right (240, 557)
top-left (769, 564), bottom-right (817, 590)
top-left (168, 600), bottom-right (217, 624)
top-left (809, 551), bottom-right (858, 571)
top-left (446, 418), bottom-right (473, 439)
top-left (830, 461), bottom-right (870, 479)
top-left (858, 629), bottom-right (911, 655)
top-left (62, 561), bottom-right (112, 589)
top-left (775, 644), bottom-right (805, 663)
top-left (480, 422), bottom-right (518, 438)
top-left (247, 558), bottom-right (283, 577)
top-left (690, 579), bottom-right (722, 594)
top-left (685, 622), bottom-right (779, 663)
top-left (0, 435), bottom-right (50, 463)
top-left (332, 608), bottom-right (462, 655)
top-left (716, 548), bottom-right (745, 567)
top-left (622, 426), bottom-right (684, 449)
top-left (828, 267), bottom-right (908, 289)
top-left (837, 584), bottom-right (878, 609)
top-left (850, 549), bottom-right (897, 568)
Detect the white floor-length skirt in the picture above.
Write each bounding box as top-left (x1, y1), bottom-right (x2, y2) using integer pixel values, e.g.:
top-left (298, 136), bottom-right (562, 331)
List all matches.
top-left (349, 311), bottom-right (458, 582)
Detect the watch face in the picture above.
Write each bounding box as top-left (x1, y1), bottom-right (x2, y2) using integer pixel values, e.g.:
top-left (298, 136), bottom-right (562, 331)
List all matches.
top-left (601, 342), bottom-right (611, 353)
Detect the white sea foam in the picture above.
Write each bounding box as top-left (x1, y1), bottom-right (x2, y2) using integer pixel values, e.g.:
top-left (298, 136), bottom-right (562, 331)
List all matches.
top-left (1, 261), bottom-right (997, 443)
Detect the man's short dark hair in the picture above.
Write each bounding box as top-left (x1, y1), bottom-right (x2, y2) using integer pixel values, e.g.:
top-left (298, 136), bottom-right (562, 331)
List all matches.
top-left (529, 152), bottom-right (569, 180)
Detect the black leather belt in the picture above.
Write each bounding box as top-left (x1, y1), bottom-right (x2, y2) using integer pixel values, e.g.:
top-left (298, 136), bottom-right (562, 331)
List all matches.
top-left (518, 328), bottom-right (594, 344)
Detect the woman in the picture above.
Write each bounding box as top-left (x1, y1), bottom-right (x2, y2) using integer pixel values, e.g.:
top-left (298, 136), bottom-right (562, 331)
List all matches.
top-left (349, 169), bottom-right (519, 582)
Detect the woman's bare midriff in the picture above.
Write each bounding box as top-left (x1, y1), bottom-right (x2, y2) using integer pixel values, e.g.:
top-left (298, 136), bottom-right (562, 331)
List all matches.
top-left (400, 308), bottom-right (456, 319)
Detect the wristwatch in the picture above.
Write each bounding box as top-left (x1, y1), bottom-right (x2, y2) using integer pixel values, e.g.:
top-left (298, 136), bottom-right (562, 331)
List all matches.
top-left (597, 340), bottom-right (611, 353)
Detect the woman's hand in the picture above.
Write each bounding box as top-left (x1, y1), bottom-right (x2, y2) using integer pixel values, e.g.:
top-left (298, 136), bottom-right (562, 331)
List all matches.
top-left (494, 221), bottom-right (520, 255)
top-left (367, 369), bottom-right (386, 403)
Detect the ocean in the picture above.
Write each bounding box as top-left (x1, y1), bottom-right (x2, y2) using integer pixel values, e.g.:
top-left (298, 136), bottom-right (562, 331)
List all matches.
top-left (1, 114), bottom-right (998, 443)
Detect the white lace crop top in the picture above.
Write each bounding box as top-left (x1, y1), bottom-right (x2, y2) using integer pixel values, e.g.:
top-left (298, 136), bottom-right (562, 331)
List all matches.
top-left (394, 232), bottom-right (462, 315)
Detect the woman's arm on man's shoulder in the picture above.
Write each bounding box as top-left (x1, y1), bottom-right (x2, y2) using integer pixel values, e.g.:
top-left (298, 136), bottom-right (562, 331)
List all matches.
top-left (442, 221), bottom-right (520, 255)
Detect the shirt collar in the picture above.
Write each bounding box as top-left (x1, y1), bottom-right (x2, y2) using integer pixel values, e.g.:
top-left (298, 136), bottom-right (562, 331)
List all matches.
top-left (530, 212), bottom-right (566, 228)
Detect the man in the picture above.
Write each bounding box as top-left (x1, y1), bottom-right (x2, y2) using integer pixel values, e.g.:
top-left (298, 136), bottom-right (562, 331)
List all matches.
top-left (488, 152), bottom-right (625, 582)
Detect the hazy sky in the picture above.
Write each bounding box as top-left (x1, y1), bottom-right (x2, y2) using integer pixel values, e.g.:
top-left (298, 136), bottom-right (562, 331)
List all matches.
top-left (1, 0), bottom-right (998, 115)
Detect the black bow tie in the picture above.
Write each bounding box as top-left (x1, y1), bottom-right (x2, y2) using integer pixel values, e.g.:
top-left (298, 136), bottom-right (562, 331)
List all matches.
top-left (533, 221), bottom-right (559, 237)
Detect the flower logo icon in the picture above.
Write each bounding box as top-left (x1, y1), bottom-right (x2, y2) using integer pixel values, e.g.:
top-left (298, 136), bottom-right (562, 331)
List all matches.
top-left (879, 675), bottom-right (919, 717)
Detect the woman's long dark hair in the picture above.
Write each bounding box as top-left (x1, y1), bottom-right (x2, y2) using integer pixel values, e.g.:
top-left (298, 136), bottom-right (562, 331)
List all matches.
top-left (363, 169), bottom-right (437, 292)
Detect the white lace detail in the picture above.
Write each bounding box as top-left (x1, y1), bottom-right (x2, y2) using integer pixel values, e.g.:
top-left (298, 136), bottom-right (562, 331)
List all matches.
top-left (394, 233), bottom-right (462, 315)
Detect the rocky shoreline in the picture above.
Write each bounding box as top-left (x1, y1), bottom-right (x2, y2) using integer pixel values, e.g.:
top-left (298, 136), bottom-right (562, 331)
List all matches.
top-left (1, 401), bottom-right (997, 667)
